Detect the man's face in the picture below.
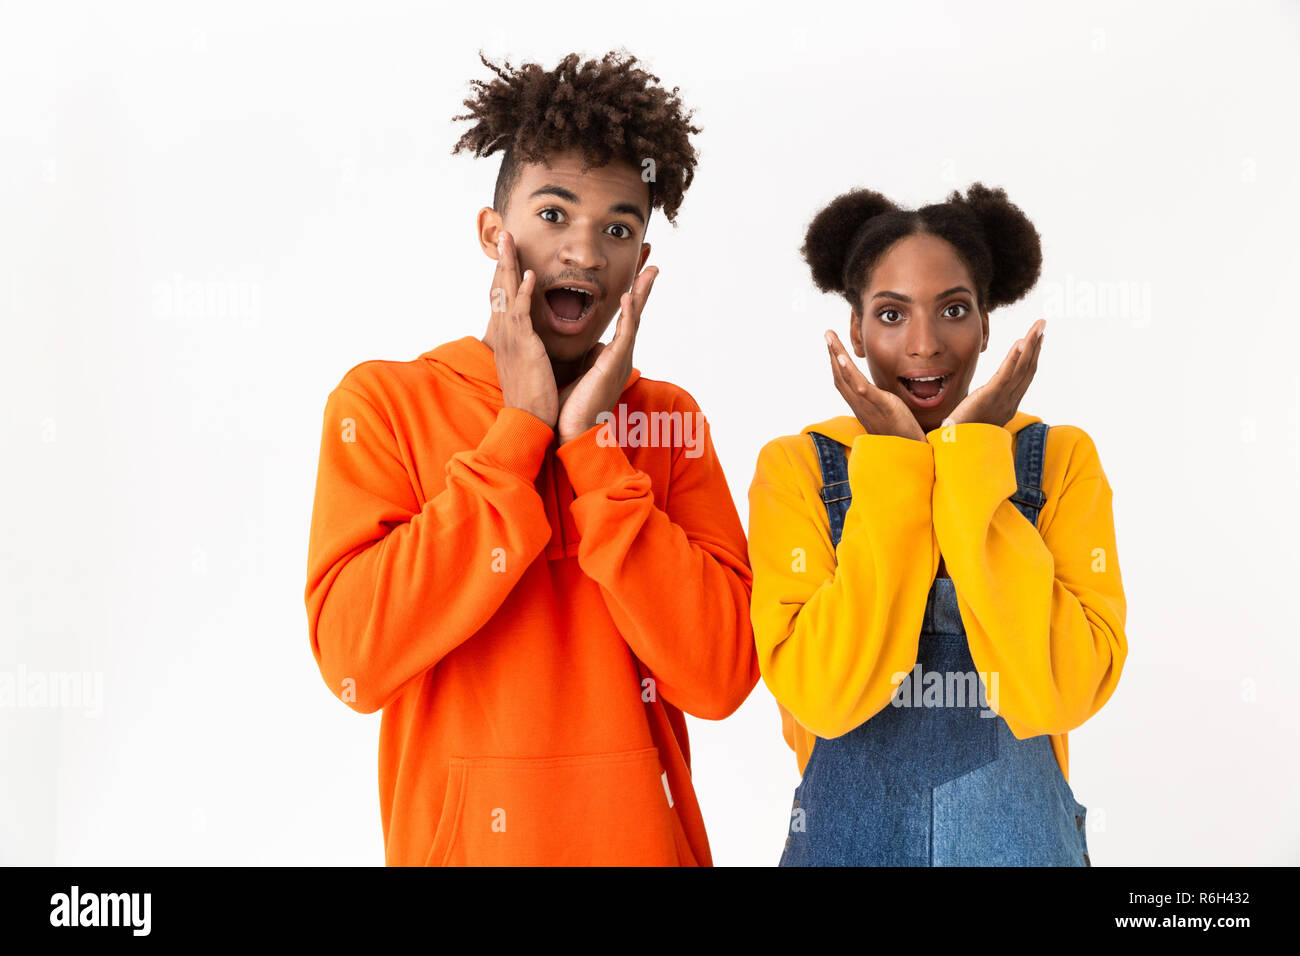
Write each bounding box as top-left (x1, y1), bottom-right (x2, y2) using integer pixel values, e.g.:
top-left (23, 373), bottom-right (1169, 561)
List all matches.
top-left (481, 150), bottom-right (652, 371)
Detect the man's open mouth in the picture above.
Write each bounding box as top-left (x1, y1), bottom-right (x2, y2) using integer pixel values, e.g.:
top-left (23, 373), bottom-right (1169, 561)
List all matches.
top-left (898, 373), bottom-right (951, 402)
top-left (543, 284), bottom-right (597, 323)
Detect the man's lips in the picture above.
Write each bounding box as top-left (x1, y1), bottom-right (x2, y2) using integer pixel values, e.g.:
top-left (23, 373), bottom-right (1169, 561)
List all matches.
top-left (541, 279), bottom-right (602, 323)
top-left (539, 281), bottom-right (602, 335)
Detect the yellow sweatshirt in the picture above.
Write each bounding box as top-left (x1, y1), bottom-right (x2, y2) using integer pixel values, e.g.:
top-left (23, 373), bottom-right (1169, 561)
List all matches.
top-left (747, 410), bottom-right (1127, 783)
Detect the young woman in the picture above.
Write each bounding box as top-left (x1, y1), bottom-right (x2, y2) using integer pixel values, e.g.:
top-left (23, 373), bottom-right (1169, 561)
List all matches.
top-left (747, 184), bottom-right (1128, 866)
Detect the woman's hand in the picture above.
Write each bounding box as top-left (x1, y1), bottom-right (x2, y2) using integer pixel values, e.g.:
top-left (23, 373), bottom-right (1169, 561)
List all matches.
top-left (825, 330), bottom-right (926, 442)
top-left (945, 319), bottom-right (1045, 428)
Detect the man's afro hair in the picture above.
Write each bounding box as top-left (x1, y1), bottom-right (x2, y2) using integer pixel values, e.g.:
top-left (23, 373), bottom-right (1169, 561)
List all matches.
top-left (451, 50), bottom-right (701, 224)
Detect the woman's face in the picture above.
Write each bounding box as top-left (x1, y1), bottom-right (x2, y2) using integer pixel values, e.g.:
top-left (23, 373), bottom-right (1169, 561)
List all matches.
top-left (850, 233), bottom-right (990, 434)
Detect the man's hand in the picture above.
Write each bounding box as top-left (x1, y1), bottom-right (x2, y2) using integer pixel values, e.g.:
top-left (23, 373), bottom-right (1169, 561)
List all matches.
top-left (556, 265), bottom-right (658, 446)
top-left (825, 330), bottom-right (926, 442)
top-left (487, 231), bottom-right (559, 430)
top-left (944, 319), bottom-right (1045, 428)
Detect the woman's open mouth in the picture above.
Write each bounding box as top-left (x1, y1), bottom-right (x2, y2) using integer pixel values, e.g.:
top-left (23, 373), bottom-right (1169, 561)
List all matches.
top-left (897, 372), bottom-right (952, 409)
top-left (542, 283), bottom-right (598, 334)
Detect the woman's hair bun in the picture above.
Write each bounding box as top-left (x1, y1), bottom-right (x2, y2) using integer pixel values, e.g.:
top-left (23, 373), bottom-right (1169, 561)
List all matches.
top-left (943, 182), bottom-right (1042, 310)
top-left (801, 188), bottom-right (899, 295)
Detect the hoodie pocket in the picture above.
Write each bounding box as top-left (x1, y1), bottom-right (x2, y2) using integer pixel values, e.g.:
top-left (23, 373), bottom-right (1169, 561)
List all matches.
top-left (424, 746), bottom-right (680, 866)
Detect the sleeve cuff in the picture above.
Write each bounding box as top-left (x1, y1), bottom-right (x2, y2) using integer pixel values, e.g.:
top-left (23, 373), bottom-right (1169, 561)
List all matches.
top-left (927, 422), bottom-right (1017, 495)
top-left (847, 432), bottom-right (935, 506)
top-left (555, 421), bottom-right (638, 495)
top-left (477, 406), bottom-right (555, 482)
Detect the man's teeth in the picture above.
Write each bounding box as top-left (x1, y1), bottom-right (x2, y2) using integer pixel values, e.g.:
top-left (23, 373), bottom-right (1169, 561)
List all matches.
top-left (554, 286), bottom-right (592, 321)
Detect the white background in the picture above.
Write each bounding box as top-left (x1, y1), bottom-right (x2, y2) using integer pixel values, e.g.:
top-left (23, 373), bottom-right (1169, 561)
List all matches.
top-left (2, 0), bottom-right (1297, 866)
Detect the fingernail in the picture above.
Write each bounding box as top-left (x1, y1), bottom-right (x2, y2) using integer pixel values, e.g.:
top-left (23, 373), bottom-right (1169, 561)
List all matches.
top-left (824, 332), bottom-right (833, 346)
top-left (837, 354), bottom-right (848, 367)
top-left (1017, 342), bottom-right (1026, 353)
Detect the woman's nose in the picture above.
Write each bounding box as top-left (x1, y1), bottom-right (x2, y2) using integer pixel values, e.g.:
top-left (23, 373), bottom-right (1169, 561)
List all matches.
top-left (906, 318), bottom-right (941, 356)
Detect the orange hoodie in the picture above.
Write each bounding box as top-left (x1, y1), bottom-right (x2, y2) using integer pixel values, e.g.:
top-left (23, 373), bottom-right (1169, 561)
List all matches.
top-left (305, 336), bottom-right (759, 866)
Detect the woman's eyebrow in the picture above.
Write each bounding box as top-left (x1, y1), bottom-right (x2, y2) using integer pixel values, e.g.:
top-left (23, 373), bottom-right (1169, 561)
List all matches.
top-left (871, 285), bottom-right (974, 303)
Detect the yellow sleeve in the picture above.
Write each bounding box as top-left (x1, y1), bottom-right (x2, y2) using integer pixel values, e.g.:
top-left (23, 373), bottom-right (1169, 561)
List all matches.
top-left (928, 423), bottom-right (1128, 737)
top-left (748, 433), bottom-right (938, 740)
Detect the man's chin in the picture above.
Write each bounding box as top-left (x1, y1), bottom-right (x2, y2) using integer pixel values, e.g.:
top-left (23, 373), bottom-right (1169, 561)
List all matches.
top-left (542, 334), bottom-right (597, 371)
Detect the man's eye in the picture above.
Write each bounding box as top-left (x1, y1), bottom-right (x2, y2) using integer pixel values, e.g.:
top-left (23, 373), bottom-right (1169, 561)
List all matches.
top-left (540, 208), bottom-right (564, 224)
top-left (606, 223), bottom-right (632, 239)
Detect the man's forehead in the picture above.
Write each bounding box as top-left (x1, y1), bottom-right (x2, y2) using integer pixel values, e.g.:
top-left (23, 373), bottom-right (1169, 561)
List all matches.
top-left (515, 153), bottom-right (648, 204)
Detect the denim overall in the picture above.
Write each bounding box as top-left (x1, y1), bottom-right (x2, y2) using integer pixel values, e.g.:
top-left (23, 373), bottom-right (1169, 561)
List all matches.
top-left (780, 422), bottom-right (1091, 866)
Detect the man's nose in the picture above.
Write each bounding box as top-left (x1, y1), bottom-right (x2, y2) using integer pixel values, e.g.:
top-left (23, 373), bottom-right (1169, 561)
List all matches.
top-left (559, 230), bottom-right (604, 271)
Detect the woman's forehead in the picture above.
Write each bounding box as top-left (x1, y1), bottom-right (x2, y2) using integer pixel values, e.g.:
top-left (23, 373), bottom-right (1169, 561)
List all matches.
top-left (868, 235), bottom-right (975, 292)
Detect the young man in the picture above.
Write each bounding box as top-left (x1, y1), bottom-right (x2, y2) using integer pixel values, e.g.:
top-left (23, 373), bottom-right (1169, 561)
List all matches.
top-left (305, 51), bottom-right (759, 866)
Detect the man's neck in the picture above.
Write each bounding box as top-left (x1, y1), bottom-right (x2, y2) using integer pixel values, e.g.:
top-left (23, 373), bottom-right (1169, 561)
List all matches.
top-left (552, 356), bottom-right (584, 390)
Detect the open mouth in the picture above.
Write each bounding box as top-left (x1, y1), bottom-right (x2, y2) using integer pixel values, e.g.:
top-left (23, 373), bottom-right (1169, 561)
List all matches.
top-left (898, 373), bottom-right (952, 406)
top-left (543, 285), bottom-right (596, 323)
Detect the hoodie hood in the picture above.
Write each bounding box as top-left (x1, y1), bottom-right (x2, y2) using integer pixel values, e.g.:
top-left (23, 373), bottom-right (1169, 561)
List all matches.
top-left (800, 409), bottom-right (1043, 446)
top-left (421, 336), bottom-right (643, 404)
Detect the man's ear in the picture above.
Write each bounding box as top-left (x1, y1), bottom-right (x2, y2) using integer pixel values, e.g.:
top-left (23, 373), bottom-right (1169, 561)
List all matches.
top-left (477, 206), bottom-right (503, 260)
top-left (849, 308), bottom-right (865, 357)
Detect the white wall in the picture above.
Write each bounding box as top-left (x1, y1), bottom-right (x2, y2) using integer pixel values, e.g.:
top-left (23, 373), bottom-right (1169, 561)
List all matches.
top-left (2, 0), bottom-right (1296, 865)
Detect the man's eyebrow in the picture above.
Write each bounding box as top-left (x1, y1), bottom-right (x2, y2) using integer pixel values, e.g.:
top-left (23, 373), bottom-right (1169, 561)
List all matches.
top-left (529, 184), bottom-right (581, 205)
top-left (871, 286), bottom-right (974, 303)
top-left (528, 185), bottom-right (647, 226)
top-left (608, 202), bottom-right (647, 226)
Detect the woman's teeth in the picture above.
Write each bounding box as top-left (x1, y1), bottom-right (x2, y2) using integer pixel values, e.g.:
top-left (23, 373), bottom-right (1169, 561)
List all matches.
top-left (900, 375), bottom-right (949, 400)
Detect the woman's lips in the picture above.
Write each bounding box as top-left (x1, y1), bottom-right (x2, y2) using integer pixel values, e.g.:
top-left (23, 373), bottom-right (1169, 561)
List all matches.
top-left (897, 373), bottom-right (952, 409)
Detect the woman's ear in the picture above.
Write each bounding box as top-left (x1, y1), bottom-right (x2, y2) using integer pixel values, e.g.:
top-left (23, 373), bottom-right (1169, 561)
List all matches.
top-left (849, 308), bottom-right (866, 357)
top-left (979, 308), bottom-right (990, 352)
top-left (477, 206), bottom-right (503, 260)
top-left (636, 242), bottom-right (652, 273)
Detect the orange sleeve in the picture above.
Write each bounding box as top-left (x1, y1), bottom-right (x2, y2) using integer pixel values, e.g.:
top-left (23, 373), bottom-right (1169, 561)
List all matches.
top-left (305, 382), bottom-right (555, 713)
top-left (555, 395), bottom-right (759, 720)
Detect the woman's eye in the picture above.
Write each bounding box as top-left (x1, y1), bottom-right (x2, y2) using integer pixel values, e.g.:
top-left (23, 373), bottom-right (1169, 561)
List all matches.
top-left (879, 309), bottom-right (902, 323)
top-left (540, 208), bottom-right (564, 224)
top-left (944, 303), bottom-right (968, 318)
top-left (606, 223), bottom-right (632, 239)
